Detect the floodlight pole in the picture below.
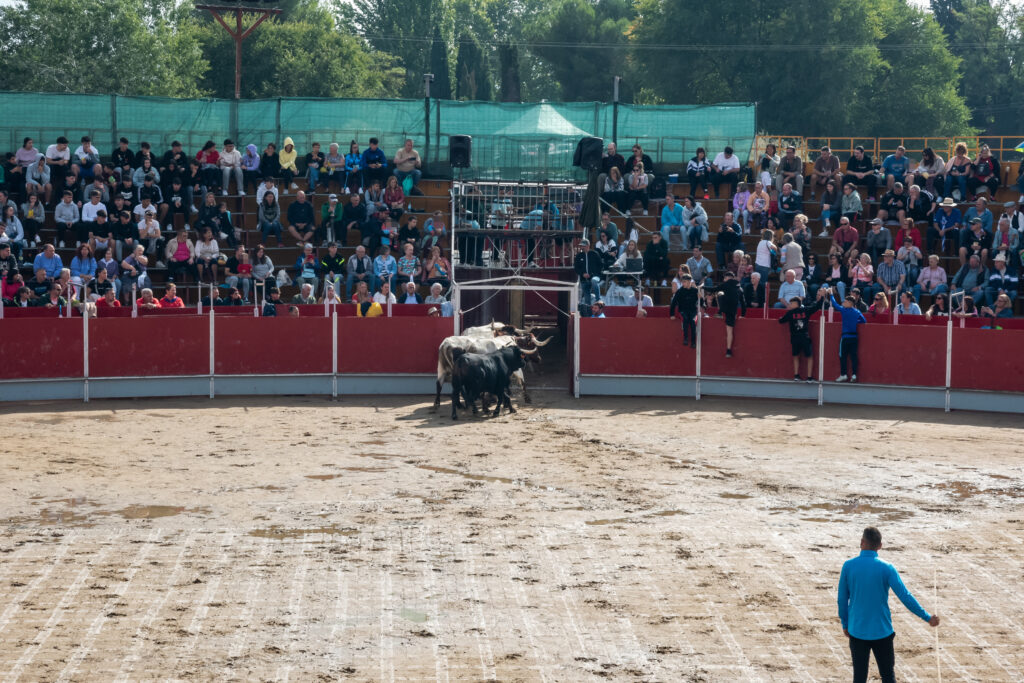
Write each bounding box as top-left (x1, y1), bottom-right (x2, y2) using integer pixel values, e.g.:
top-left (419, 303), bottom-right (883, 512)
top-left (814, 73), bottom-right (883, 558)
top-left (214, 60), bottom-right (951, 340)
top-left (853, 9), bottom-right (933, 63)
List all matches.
top-left (196, 4), bottom-right (282, 100)
top-left (612, 76), bottom-right (621, 145)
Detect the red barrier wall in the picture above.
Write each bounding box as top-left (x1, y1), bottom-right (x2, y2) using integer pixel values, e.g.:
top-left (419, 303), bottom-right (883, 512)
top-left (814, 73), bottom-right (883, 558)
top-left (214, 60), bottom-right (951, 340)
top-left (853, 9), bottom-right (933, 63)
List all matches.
top-left (581, 315), bottom-right (1020, 391)
top-left (89, 316), bottom-right (210, 378)
top-left (0, 318), bottom-right (83, 379)
top-left (337, 316), bottom-right (453, 374)
top-left (950, 328), bottom-right (1024, 392)
top-left (581, 317), bottom-right (696, 376)
top-left (215, 316), bottom-right (333, 375)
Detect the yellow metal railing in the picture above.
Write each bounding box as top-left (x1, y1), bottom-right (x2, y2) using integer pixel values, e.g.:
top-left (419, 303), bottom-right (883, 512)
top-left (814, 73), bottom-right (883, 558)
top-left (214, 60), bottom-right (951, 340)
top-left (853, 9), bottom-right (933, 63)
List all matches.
top-left (752, 135), bottom-right (1022, 187)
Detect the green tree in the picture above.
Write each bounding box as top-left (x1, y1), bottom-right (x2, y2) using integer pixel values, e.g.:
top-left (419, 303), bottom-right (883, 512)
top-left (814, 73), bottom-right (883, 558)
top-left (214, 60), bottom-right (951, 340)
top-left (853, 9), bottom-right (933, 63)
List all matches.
top-left (455, 34), bottom-right (494, 100)
top-left (0, 0), bottom-right (208, 96)
top-left (428, 27), bottom-right (453, 99)
top-left (195, 5), bottom-right (404, 99)
top-left (931, 0), bottom-right (1018, 133)
top-left (528, 0), bottom-right (632, 101)
top-left (351, 0), bottom-right (450, 97)
top-left (630, 0), bottom-right (973, 136)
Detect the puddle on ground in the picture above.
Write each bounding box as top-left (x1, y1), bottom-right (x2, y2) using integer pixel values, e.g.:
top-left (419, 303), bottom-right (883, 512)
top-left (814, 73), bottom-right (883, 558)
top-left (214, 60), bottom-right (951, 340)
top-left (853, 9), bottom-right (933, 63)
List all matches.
top-left (395, 492), bottom-right (450, 505)
top-left (770, 502), bottom-right (913, 522)
top-left (719, 493), bottom-right (753, 500)
top-left (399, 607), bottom-right (429, 623)
top-left (586, 517), bottom-right (631, 526)
top-left (932, 480), bottom-right (1023, 500)
top-left (5, 499), bottom-right (204, 527)
top-left (586, 509), bottom-right (688, 525)
top-left (416, 465), bottom-right (518, 485)
top-left (119, 505), bottom-right (186, 519)
top-left (248, 525), bottom-right (358, 540)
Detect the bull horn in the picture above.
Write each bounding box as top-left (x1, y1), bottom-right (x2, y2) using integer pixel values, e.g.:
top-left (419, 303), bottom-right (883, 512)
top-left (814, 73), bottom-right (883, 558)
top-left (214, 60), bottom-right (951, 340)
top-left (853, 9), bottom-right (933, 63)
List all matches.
top-left (521, 347), bottom-right (539, 356)
top-left (531, 334), bottom-right (553, 347)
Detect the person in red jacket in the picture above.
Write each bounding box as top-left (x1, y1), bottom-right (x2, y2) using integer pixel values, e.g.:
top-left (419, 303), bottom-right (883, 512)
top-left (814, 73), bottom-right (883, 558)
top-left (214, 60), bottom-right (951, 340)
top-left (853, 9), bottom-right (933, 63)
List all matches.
top-left (95, 288), bottom-right (121, 307)
top-left (159, 283), bottom-right (185, 308)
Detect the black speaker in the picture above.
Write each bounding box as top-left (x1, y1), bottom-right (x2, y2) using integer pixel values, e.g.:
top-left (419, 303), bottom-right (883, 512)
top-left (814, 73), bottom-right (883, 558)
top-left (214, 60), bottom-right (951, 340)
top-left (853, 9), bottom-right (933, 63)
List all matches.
top-left (574, 136), bottom-right (604, 170)
top-left (449, 135), bottom-right (472, 168)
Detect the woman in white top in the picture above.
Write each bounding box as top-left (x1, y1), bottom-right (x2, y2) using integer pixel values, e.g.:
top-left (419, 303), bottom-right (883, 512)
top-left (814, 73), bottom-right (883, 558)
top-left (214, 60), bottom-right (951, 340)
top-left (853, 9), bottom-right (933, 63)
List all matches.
top-left (754, 228), bottom-right (778, 283)
top-left (627, 163), bottom-right (650, 215)
top-left (195, 227), bottom-right (221, 284)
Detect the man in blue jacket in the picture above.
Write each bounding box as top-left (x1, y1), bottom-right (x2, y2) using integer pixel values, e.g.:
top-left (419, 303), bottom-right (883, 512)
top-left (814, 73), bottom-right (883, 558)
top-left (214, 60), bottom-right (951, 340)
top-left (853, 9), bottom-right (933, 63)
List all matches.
top-left (360, 137), bottom-right (389, 189)
top-left (829, 288), bottom-right (867, 382)
top-left (838, 527), bottom-right (940, 683)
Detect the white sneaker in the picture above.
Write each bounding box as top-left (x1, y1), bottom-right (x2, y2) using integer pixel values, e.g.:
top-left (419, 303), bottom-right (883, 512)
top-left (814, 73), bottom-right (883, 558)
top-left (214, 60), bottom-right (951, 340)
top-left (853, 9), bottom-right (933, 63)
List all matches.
top-left (644, 278), bottom-right (651, 286)
top-left (818, 230), bottom-right (830, 238)
top-left (1019, 194), bottom-right (1024, 203)
top-left (156, 260), bottom-right (166, 268)
top-left (239, 191), bottom-right (246, 196)
top-left (850, 374), bottom-right (858, 383)
top-left (59, 241), bottom-right (65, 248)
top-left (836, 374), bottom-right (848, 383)
top-left (290, 183), bottom-right (298, 190)
top-left (660, 279), bottom-right (668, 287)
top-left (221, 190), bottom-right (228, 196)
top-left (643, 210), bottom-right (649, 216)
top-left (190, 205), bottom-right (198, 214)
top-left (282, 188), bottom-right (288, 195)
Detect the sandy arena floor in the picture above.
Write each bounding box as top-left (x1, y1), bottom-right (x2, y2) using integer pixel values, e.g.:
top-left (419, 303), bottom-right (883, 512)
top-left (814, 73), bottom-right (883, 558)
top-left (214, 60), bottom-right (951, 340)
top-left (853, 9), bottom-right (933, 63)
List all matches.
top-left (0, 394), bottom-right (1022, 682)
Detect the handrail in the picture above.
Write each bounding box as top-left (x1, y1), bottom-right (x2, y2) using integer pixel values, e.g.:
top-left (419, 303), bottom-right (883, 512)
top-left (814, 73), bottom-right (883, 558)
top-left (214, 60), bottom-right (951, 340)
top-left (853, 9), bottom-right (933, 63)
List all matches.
top-left (755, 134), bottom-right (1024, 163)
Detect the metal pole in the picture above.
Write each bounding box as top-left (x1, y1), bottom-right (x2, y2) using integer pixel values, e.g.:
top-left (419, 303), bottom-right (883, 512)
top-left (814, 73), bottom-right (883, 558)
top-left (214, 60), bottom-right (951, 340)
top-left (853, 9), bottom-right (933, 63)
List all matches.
top-left (132, 285), bottom-right (138, 318)
top-left (82, 306), bottom-right (89, 403)
top-left (944, 315), bottom-right (953, 413)
top-left (612, 76), bottom-right (621, 146)
top-left (452, 285), bottom-right (461, 335)
top-left (208, 306), bottom-right (215, 399)
top-left (695, 287), bottom-right (703, 401)
top-left (817, 300), bottom-right (826, 406)
top-left (571, 289), bottom-right (580, 399)
top-left (763, 283), bottom-right (770, 319)
top-left (423, 74), bottom-right (433, 170)
top-left (233, 9), bottom-right (244, 100)
top-left (332, 310), bottom-right (338, 400)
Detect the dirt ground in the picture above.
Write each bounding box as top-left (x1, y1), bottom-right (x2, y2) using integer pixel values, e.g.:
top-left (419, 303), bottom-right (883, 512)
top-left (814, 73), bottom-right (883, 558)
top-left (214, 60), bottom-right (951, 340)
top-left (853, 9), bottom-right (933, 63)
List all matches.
top-left (0, 394), bottom-right (1022, 682)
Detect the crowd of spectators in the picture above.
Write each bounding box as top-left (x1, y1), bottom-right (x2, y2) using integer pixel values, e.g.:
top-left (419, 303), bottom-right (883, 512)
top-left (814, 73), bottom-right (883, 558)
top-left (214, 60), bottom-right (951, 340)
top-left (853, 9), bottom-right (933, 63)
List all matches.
top-left (581, 141), bottom-right (1024, 323)
top-left (0, 134), bottom-right (463, 311)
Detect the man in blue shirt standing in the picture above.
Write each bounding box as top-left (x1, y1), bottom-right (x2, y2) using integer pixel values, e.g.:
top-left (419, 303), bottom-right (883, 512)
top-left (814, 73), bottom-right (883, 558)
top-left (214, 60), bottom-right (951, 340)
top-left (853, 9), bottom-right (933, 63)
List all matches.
top-left (838, 527), bottom-right (940, 683)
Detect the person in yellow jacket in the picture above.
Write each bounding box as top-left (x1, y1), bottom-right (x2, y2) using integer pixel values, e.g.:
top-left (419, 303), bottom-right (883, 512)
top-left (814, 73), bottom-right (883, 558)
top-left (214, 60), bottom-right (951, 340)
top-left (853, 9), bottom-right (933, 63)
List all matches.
top-left (279, 136), bottom-right (299, 192)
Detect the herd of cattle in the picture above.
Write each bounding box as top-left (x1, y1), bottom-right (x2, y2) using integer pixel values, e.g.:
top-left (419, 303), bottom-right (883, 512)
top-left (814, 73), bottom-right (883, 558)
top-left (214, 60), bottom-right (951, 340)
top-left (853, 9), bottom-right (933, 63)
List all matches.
top-left (435, 322), bottom-right (552, 420)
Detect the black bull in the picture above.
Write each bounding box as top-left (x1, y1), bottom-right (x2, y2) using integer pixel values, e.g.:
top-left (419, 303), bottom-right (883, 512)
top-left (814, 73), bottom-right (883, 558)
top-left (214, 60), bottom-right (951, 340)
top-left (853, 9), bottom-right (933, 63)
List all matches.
top-left (450, 346), bottom-right (533, 420)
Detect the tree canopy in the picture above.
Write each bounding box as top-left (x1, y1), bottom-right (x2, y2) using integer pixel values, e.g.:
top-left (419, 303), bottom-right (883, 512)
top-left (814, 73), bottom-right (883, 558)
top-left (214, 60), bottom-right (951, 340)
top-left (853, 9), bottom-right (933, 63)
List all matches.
top-left (0, 0), bottom-right (1021, 137)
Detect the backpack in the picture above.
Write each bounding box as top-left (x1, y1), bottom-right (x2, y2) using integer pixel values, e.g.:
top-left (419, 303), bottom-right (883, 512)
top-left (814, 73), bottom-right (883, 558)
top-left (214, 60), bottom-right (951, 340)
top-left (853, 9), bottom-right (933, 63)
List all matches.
top-left (649, 176), bottom-right (667, 200)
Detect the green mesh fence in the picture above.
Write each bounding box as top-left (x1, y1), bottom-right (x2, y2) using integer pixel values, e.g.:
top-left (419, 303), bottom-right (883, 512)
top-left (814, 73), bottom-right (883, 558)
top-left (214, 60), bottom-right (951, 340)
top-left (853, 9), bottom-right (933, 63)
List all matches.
top-left (0, 92), bottom-right (754, 180)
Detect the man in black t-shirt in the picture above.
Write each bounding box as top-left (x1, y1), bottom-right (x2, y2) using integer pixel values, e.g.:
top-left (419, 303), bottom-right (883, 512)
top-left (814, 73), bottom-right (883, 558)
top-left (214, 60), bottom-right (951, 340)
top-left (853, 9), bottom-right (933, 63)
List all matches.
top-left (778, 288), bottom-right (828, 381)
top-left (843, 145), bottom-right (878, 200)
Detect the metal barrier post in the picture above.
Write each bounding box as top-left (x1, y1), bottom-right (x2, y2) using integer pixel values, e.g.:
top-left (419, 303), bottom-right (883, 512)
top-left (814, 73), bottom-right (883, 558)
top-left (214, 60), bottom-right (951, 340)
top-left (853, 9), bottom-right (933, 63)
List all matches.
top-left (83, 306), bottom-right (89, 403)
top-left (945, 315), bottom-right (953, 413)
top-left (332, 310), bottom-right (338, 400)
top-left (571, 287), bottom-right (580, 399)
top-left (208, 306), bottom-right (215, 399)
top-left (817, 301), bottom-right (826, 406)
top-left (695, 292), bottom-right (703, 401)
top-left (132, 285), bottom-right (138, 318)
top-left (763, 283), bottom-right (770, 319)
